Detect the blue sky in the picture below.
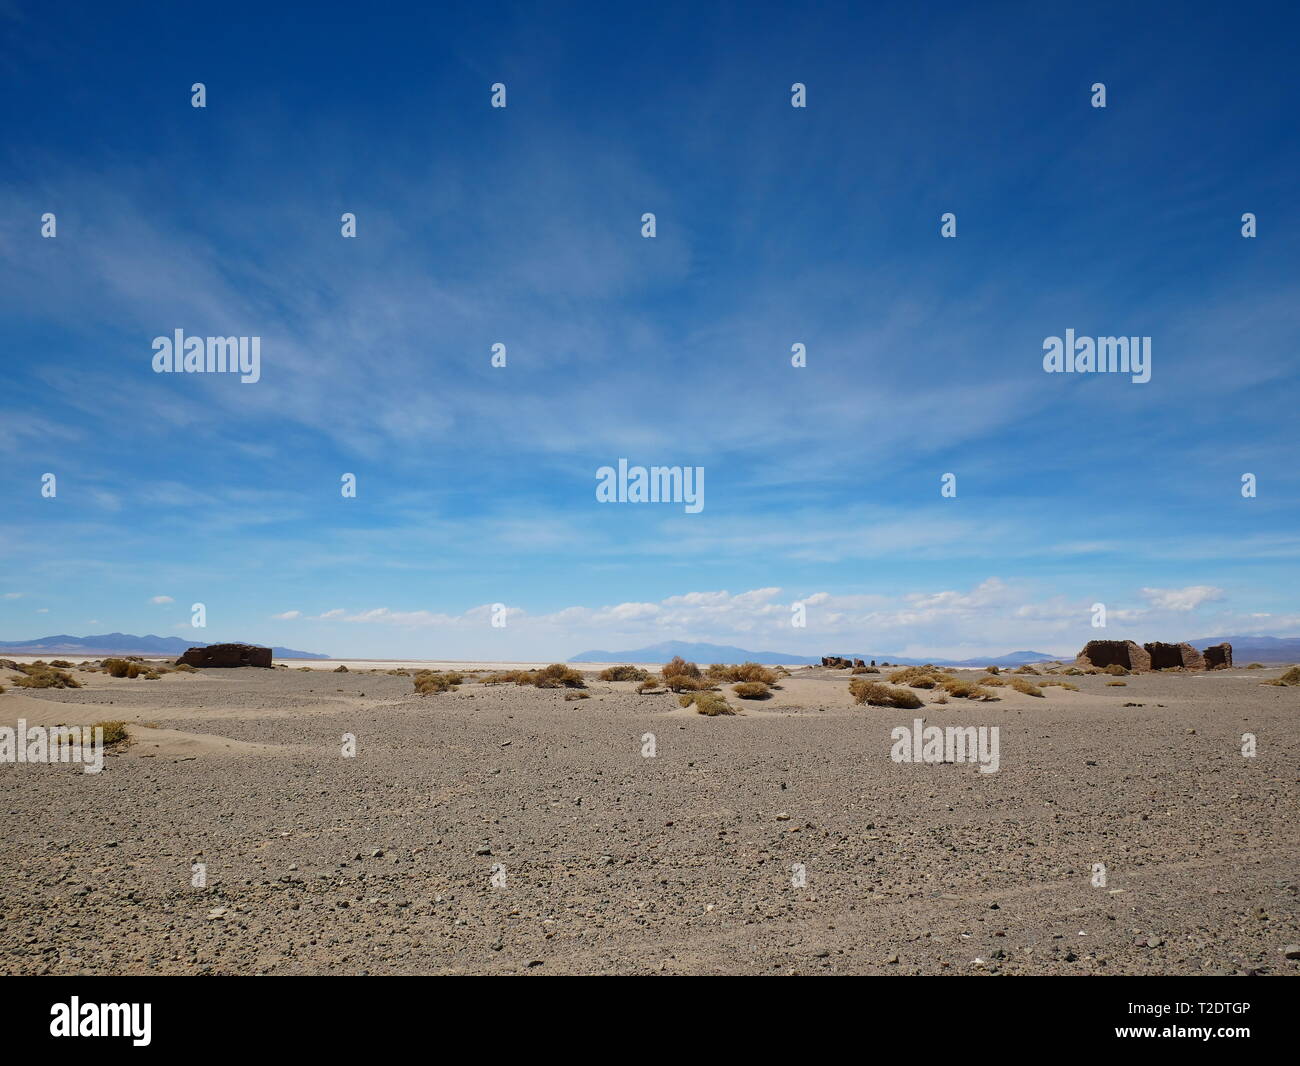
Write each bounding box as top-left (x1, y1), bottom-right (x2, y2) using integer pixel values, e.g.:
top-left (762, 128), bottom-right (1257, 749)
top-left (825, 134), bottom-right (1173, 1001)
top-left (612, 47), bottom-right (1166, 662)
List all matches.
top-left (1, 0), bottom-right (1297, 659)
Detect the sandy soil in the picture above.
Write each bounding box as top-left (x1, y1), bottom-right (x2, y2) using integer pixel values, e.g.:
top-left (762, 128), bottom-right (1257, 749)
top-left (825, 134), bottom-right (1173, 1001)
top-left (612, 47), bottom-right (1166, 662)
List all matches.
top-left (1, 662), bottom-right (1296, 975)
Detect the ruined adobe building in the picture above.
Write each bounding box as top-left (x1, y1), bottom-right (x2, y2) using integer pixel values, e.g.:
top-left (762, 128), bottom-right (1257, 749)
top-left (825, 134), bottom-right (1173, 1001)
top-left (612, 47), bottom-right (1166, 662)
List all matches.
top-left (1203, 642), bottom-right (1233, 669)
top-left (179, 643), bottom-right (273, 668)
top-left (1077, 640), bottom-right (1151, 671)
top-left (1075, 640), bottom-right (1232, 672)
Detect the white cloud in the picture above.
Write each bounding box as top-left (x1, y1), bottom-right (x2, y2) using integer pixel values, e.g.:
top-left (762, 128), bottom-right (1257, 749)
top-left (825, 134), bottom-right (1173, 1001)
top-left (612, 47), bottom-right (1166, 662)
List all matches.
top-left (1140, 586), bottom-right (1225, 611)
top-left (273, 610), bottom-right (301, 620)
top-left (36, 607), bottom-right (49, 613)
top-left (150, 595), bottom-right (174, 604)
top-left (3, 592), bottom-right (21, 599)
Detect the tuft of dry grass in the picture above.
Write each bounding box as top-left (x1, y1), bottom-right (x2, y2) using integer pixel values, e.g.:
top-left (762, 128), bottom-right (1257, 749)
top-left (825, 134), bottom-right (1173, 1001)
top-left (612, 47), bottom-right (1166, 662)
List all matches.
top-left (1264, 666), bottom-right (1300, 686)
top-left (1040, 679), bottom-right (1079, 691)
top-left (532, 664), bottom-right (586, 689)
top-left (706, 662), bottom-right (779, 685)
top-left (678, 691), bottom-right (736, 716)
top-left (94, 720), bottom-right (130, 746)
top-left (636, 677), bottom-right (664, 694)
top-left (851, 665), bottom-right (880, 674)
top-left (563, 690), bottom-right (590, 701)
top-left (10, 663), bottom-right (82, 689)
top-left (1246, 663), bottom-right (1265, 670)
top-left (887, 666), bottom-right (949, 689)
top-left (731, 681), bottom-right (771, 700)
top-left (981, 675), bottom-right (1008, 687)
top-left (413, 670), bottom-right (463, 694)
top-left (1008, 677), bottom-right (1044, 697)
top-left (1106, 680), bottom-right (1127, 687)
top-left (850, 678), bottom-right (924, 709)
top-left (1103, 664), bottom-right (1129, 676)
top-left (598, 665), bottom-right (649, 682)
top-left (942, 679), bottom-right (998, 700)
top-left (1012, 665), bottom-right (1041, 675)
top-left (984, 665), bottom-right (1000, 675)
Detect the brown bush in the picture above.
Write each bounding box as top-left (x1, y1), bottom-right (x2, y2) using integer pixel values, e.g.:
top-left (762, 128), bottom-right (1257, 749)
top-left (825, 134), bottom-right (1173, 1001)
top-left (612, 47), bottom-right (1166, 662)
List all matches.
top-left (1106, 680), bottom-right (1127, 687)
top-left (1264, 666), bottom-right (1300, 686)
top-left (678, 691), bottom-right (736, 716)
top-left (563, 690), bottom-right (590, 701)
top-left (413, 670), bottom-right (463, 694)
top-left (533, 663), bottom-right (586, 689)
top-left (942, 679), bottom-right (998, 700)
top-left (706, 662), bottom-right (779, 685)
top-left (173, 662), bottom-right (197, 673)
top-left (10, 664), bottom-right (81, 689)
top-left (636, 677), bottom-right (663, 694)
top-left (887, 667), bottom-right (948, 689)
top-left (851, 665), bottom-right (880, 674)
top-left (850, 679), bottom-right (923, 709)
top-left (1008, 677), bottom-right (1044, 698)
top-left (598, 665), bottom-right (649, 682)
top-left (984, 665), bottom-right (1000, 674)
top-left (1040, 680), bottom-right (1079, 691)
top-left (732, 681), bottom-right (771, 700)
top-left (1012, 665), bottom-right (1041, 675)
top-left (94, 720), bottom-right (130, 746)
top-left (1103, 664), bottom-right (1129, 676)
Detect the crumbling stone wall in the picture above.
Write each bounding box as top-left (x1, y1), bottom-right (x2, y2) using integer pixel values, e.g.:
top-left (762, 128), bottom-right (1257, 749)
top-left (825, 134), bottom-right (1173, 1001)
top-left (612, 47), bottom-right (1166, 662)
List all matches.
top-left (1076, 640), bottom-right (1152, 672)
top-left (1143, 641), bottom-right (1205, 671)
top-left (1203, 643), bottom-right (1233, 669)
top-left (179, 643), bottom-right (273, 668)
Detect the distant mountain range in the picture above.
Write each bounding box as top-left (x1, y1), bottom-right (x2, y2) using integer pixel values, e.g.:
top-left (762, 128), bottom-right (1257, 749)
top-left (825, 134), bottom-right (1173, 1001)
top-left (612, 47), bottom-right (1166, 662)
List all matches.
top-left (0, 633), bottom-right (328, 659)
top-left (569, 640), bottom-right (1063, 667)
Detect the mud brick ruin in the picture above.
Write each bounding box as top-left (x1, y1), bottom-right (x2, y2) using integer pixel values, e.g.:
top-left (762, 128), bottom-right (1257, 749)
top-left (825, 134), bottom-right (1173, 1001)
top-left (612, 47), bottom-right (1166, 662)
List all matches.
top-left (1075, 639), bottom-right (1232, 672)
top-left (178, 643), bottom-right (273, 668)
top-left (1202, 642), bottom-right (1233, 669)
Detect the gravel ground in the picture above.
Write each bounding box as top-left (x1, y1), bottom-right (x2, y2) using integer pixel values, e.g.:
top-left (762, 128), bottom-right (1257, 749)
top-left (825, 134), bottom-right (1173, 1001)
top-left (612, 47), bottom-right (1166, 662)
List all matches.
top-left (1, 663), bottom-right (1297, 975)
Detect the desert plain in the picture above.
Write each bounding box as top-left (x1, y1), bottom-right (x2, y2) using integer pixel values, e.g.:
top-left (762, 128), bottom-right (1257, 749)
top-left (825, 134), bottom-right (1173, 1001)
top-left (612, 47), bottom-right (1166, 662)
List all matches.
top-left (1, 658), bottom-right (1297, 975)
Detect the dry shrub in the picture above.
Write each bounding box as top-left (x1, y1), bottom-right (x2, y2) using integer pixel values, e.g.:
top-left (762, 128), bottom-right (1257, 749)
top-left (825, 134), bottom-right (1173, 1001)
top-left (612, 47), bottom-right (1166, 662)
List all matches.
top-left (1008, 677), bottom-right (1044, 697)
top-left (1103, 664), bottom-right (1129, 676)
top-left (981, 675), bottom-right (1008, 687)
top-left (11, 664), bottom-right (81, 689)
top-left (1264, 666), bottom-right (1300, 687)
top-left (413, 670), bottom-right (463, 694)
top-left (1012, 665), bottom-right (1041, 675)
top-left (142, 669), bottom-right (162, 680)
top-left (636, 677), bottom-right (663, 694)
top-left (852, 665), bottom-right (880, 674)
top-left (932, 694), bottom-right (949, 704)
top-left (1040, 680), bottom-right (1079, 691)
top-left (942, 679), bottom-right (998, 700)
top-left (887, 666), bottom-right (948, 689)
top-left (665, 674), bottom-right (714, 693)
top-left (173, 662), bottom-right (197, 673)
top-left (678, 691), bottom-right (736, 716)
top-left (850, 679), bottom-right (923, 709)
top-left (563, 690), bottom-right (590, 701)
top-left (333, 664), bottom-right (349, 673)
top-left (984, 665), bottom-right (1000, 675)
top-left (1246, 663), bottom-right (1264, 670)
top-left (732, 681), bottom-right (771, 700)
top-left (707, 662), bottom-right (778, 685)
top-left (1106, 680), bottom-right (1127, 687)
top-left (598, 665), bottom-right (649, 682)
top-left (94, 720), bottom-right (130, 746)
top-left (103, 658), bottom-right (132, 678)
top-left (533, 664), bottom-right (586, 688)
top-left (662, 656), bottom-right (702, 683)
top-left (50, 659), bottom-right (72, 668)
